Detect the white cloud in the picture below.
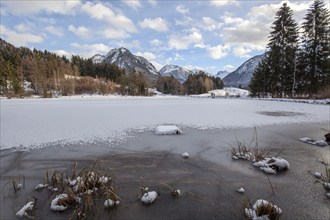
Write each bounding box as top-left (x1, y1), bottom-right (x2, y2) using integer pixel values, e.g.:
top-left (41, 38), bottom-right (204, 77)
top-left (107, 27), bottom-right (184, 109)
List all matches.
top-left (176, 5), bottom-right (189, 14)
top-left (139, 17), bottom-right (169, 32)
top-left (148, 0), bottom-right (157, 6)
top-left (52, 49), bottom-right (72, 58)
top-left (169, 31), bottom-right (203, 50)
top-left (209, 0), bottom-right (239, 7)
top-left (150, 39), bottom-right (163, 46)
top-left (1, 0), bottom-right (80, 15)
top-left (115, 40), bottom-right (141, 50)
top-left (71, 42), bottom-right (111, 58)
top-left (44, 26), bottom-right (64, 37)
top-left (135, 51), bottom-right (156, 60)
top-left (121, 0), bottom-right (142, 10)
top-left (81, 1), bottom-right (137, 38)
top-left (0, 25), bottom-right (43, 46)
top-left (201, 17), bottom-right (222, 31)
top-left (103, 28), bottom-right (130, 39)
top-left (175, 16), bottom-right (221, 32)
top-left (68, 25), bottom-right (90, 39)
top-left (207, 44), bottom-right (230, 59)
top-left (14, 23), bottom-right (30, 32)
top-left (223, 64), bottom-right (235, 72)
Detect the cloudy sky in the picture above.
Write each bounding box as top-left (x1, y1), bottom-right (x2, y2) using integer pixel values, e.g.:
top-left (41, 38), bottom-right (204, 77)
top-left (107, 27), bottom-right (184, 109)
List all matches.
top-left (1, 0), bottom-right (328, 74)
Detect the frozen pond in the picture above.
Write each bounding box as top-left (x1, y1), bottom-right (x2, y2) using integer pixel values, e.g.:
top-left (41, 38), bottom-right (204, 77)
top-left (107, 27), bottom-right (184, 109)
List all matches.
top-left (1, 96), bottom-right (329, 150)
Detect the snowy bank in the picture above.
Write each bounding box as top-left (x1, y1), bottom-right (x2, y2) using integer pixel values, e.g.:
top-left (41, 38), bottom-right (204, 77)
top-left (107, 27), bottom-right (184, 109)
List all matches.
top-left (1, 97), bottom-right (328, 151)
top-left (155, 125), bottom-right (183, 135)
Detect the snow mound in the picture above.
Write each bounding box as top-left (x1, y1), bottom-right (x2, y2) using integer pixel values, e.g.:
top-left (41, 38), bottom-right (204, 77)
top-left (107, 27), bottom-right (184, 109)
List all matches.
top-left (253, 157), bottom-right (290, 174)
top-left (181, 152), bottom-right (189, 158)
top-left (51, 194), bottom-right (80, 211)
top-left (155, 125), bottom-right (183, 135)
top-left (16, 201), bottom-right (34, 217)
top-left (299, 137), bottom-right (328, 147)
top-left (141, 191), bottom-right (158, 204)
top-left (35, 183), bottom-right (48, 190)
top-left (245, 199), bottom-right (282, 220)
top-left (104, 199), bottom-right (120, 208)
top-left (238, 187), bottom-right (245, 193)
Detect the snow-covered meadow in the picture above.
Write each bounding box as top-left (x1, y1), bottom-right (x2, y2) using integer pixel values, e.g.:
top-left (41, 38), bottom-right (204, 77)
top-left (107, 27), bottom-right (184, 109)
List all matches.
top-left (1, 96), bottom-right (329, 151)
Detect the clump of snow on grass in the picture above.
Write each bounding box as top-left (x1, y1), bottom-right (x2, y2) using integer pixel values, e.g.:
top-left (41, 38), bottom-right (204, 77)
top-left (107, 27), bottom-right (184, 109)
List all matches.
top-left (324, 182), bottom-right (330, 190)
top-left (104, 199), bottom-right (120, 208)
top-left (299, 137), bottom-right (328, 147)
top-left (252, 157), bottom-right (290, 174)
top-left (245, 199), bottom-right (282, 219)
top-left (16, 201), bottom-right (34, 217)
top-left (51, 194), bottom-right (80, 211)
top-left (232, 151), bottom-right (252, 160)
top-left (314, 172), bottom-right (322, 179)
top-left (141, 191), bottom-right (158, 204)
top-left (35, 183), bottom-right (48, 190)
top-left (181, 152), bottom-right (189, 158)
top-left (155, 125), bottom-right (183, 135)
top-left (238, 187), bottom-right (245, 193)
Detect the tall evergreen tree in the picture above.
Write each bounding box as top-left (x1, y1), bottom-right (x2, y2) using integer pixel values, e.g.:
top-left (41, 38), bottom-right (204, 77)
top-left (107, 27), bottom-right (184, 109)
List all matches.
top-left (249, 55), bottom-right (271, 97)
top-left (267, 3), bottom-right (299, 97)
top-left (297, 0), bottom-right (330, 96)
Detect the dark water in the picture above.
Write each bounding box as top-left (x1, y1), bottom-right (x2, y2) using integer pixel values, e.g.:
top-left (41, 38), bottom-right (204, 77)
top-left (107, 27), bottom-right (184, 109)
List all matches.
top-left (0, 123), bottom-right (329, 219)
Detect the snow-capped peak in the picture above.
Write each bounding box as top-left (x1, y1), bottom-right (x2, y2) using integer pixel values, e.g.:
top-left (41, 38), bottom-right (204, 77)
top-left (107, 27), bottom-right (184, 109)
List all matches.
top-left (159, 64), bottom-right (194, 83)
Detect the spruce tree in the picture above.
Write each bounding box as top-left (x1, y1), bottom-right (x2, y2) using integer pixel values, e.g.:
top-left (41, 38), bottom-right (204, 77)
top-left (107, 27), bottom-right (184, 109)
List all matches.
top-left (267, 3), bottom-right (299, 97)
top-left (297, 0), bottom-right (330, 97)
top-left (249, 55), bottom-right (270, 97)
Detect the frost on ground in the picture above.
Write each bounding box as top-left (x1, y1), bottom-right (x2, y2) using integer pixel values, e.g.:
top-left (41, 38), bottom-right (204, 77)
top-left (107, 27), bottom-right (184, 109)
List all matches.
top-left (299, 137), bottom-right (328, 147)
top-left (253, 157), bottom-right (290, 174)
top-left (155, 125), bottom-right (183, 135)
top-left (16, 201), bottom-right (34, 218)
top-left (245, 199), bottom-right (282, 220)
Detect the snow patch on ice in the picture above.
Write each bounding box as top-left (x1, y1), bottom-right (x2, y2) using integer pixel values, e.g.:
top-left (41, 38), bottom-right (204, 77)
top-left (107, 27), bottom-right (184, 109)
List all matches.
top-left (16, 201), bottom-right (34, 217)
top-left (141, 191), bottom-right (158, 204)
top-left (299, 137), bottom-right (328, 147)
top-left (155, 125), bottom-right (183, 135)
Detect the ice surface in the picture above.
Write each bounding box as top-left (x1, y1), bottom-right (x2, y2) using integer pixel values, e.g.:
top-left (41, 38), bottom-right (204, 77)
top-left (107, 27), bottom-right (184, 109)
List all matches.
top-left (1, 97), bottom-right (328, 151)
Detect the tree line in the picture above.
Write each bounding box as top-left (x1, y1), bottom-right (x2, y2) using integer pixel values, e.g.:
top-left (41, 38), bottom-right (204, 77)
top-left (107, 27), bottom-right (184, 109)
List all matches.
top-left (249, 0), bottom-right (330, 98)
top-left (0, 38), bottom-right (224, 97)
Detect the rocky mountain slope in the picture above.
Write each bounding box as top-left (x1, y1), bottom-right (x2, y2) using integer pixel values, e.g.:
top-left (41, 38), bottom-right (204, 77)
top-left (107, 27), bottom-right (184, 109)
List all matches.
top-left (222, 54), bottom-right (265, 88)
top-left (159, 64), bottom-right (194, 83)
top-left (93, 48), bottom-right (160, 81)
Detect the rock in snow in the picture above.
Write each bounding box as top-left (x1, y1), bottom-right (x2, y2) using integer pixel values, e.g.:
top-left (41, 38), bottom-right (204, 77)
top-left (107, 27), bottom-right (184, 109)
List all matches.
top-left (299, 137), bottom-right (328, 147)
top-left (141, 191), bottom-right (158, 204)
top-left (104, 199), bottom-right (120, 208)
top-left (238, 187), bottom-right (245, 193)
top-left (16, 201), bottom-right (34, 217)
top-left (155, 125), bottom-right (183, 135)
top-left (181, 152), bottom-right (190, 158)
top-left (252, 157), bottom-right (290, 174)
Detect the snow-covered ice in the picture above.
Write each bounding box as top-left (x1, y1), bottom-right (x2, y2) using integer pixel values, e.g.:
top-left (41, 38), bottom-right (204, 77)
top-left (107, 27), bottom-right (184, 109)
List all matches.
top-left (1, 96), bottom-right (328, 151)
top-left (155, 125), bottom-right (183, 135)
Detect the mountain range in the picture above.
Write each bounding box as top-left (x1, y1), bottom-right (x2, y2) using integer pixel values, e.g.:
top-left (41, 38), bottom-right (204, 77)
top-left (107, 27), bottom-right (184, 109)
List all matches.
top-left (222, 54), bottom-right (265, 88)
top-left (92, 47), bottom-right (264, 87)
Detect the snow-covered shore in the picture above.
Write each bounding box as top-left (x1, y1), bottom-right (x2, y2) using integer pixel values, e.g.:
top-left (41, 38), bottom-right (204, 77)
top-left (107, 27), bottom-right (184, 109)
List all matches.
top-left (1, 96), bottom-right (328, 151)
